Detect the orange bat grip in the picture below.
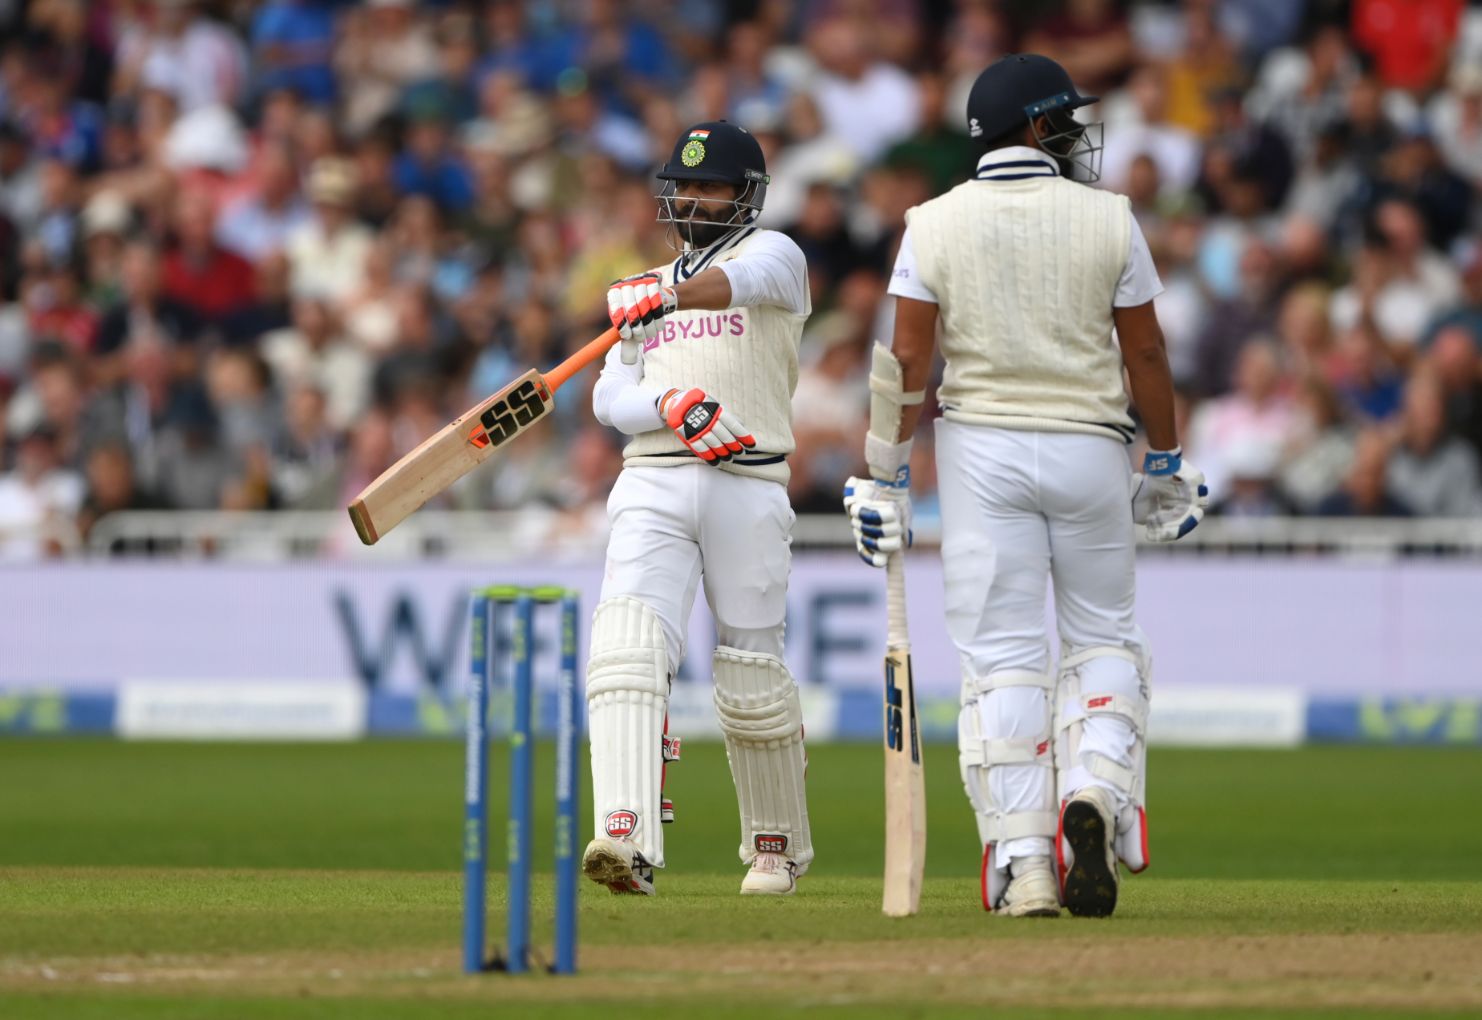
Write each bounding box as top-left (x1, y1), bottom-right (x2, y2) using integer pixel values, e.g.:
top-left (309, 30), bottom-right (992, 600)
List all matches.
top-left (543, 326), bottom-right (622, 392)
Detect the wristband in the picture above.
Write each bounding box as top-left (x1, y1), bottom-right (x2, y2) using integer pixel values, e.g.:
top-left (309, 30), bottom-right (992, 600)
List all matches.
top-left (1142, 447), bottom-right (1182, 476)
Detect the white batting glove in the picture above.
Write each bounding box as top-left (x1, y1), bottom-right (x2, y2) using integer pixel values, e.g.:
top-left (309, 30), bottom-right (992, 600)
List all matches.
top-left (608, 273), bottom-right (678, 364)
top-left (843, 474), bottom-right (912, 568)
top-left (658, 387), bottom-right (756, 464)
top-left (1131, 448), bottom-right (1209, 542)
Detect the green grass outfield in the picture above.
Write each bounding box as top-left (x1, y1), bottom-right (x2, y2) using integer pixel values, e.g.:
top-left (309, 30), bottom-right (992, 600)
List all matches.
top-left (1, 741), bottom-right (1479, 1017)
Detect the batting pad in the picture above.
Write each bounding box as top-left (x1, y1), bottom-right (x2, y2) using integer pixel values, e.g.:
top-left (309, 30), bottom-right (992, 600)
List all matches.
top-left (959, 668), bottom-right (1059, 910)
top-left (712, 646), bottom-right (814, 873)
top-left (587, 597), bottom-right (670, 867)
top-left (1055, 643), bottom-right (1151, 874)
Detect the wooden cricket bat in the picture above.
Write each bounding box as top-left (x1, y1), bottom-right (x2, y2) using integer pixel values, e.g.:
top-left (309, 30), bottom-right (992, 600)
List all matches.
top-left (348, 327), bottom-right (621, 545)
top-left (882, 550), bottom-right (926, 916)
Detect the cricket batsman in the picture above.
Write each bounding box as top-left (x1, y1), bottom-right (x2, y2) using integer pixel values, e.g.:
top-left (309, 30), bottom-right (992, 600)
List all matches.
top-left (581, 121), bottom-right (814, 896)
top-left (844, 55), bottom-right (1208, 917)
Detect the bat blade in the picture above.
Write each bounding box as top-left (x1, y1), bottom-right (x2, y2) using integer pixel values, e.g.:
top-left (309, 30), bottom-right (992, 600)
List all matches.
top-left (882, 555), bottom-right (925, 917)
top-left (882, 646), bottom-right (926, 916)
top-left (348, 369), bottom-right (552, 545)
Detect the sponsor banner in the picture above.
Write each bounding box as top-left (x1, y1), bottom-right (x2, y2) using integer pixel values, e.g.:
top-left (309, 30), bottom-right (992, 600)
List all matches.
top-left (116, 681), bottom-right (366, 741)
top-left (2, 559), bottom-right (1480, 704)
top-left (362, 687), bottom-right (1310, 748)
top-left (1307, 697), bottom-right (1482, 745)
top-left (0, 689), bottom-right (116, 735)
top-left (1145, 688), bottom-right (1305, 748)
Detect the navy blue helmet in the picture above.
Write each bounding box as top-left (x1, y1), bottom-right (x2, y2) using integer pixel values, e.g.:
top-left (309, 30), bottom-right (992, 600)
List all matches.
top-left (966, 54), bottom-right (1104, 182)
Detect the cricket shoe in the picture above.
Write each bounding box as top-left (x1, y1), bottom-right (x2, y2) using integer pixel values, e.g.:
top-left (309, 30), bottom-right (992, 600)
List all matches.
top-left (999, 855), bottom-right (1061, 917)
top-left (1060, 785), bottom-right (1120, 918)
top-left (581, 837), bottom-right (655, 896)
top-left (740, 852), bottom-right (798, 896)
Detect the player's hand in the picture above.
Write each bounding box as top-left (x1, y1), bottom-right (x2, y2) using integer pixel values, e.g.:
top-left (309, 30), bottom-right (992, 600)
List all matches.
top-left (608, 273), bottom-right (678, 364)
top-left (1131, 448), bottom-right (1209, 543)
top-left (658, 387), bottom-right (756, 464)
top-left (843, 475), bottom-right (912, 568)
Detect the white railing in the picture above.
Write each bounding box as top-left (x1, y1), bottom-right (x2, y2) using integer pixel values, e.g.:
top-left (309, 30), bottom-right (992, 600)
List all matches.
top-left (82, 509), bottom-right (1482, 560)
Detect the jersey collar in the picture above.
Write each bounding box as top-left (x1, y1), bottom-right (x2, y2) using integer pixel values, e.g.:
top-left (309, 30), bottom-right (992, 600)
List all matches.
top-left (675, 224), bottom-right (755, 281)
top-left (975, 145), bottom-right (1059, 182)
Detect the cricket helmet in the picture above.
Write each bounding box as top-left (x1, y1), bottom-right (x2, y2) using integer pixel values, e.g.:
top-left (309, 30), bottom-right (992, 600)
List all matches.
top-left (656, 120), bottom-right (769, 248)
top-left (966, 53), bottom-right (1104, 182)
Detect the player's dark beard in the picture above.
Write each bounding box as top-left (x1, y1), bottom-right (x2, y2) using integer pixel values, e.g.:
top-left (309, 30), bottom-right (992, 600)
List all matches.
top-left (676, 202), bottom-right (739, 249)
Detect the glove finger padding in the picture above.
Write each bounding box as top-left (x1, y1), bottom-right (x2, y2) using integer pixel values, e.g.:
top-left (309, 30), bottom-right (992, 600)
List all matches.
top-left (843, 475), bottom-right (913, 567)
top-left (607, 274), bottom-right (674, 344)
top-left (716, 408), bottom-right (756, 452)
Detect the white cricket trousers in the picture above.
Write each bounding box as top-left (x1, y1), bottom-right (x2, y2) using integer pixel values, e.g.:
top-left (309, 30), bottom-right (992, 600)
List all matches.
top-left (600, 464), bottom-right (793, 665)
top-left (935, 420), bottom-right (1143, 865)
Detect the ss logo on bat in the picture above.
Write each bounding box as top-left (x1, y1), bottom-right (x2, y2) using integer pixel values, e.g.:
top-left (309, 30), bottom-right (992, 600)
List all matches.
top-left (473, 381), bottom-right (545, 448)
top-left (885, 662), bottom-right (903, 752)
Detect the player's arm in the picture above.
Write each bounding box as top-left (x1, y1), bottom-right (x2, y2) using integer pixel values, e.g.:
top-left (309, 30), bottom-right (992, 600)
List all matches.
top-left (1114, 301), bottom-right (1177, 451)
top-left (1115, 299), bottom-right (1209, 541)
top-left (890, 297), bottom-right (938, 442)
top-left (843, 229), bottom-right (934, 566)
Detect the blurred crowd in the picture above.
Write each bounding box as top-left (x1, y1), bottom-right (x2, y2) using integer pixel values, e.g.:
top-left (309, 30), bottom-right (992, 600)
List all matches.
top-left (2, 0), bottom-right (1482, 559)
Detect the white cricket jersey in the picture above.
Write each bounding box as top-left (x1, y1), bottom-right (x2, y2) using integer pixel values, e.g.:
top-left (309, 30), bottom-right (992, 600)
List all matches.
top-left (889, 146), bottom-right (1163, 441)
top-left (593, 227), bottom-right (811, 484)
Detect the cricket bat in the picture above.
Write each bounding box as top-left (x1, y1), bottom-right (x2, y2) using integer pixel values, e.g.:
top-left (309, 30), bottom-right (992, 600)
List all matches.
top-left (882, 550), bottom-right (926, 916)
top-left (348, 326), bottom-right (621, 545)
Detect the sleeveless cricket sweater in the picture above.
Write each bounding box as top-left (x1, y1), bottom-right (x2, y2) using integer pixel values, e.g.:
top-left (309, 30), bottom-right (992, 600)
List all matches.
top-left (623, 228), bottom-right (806, 484)
top-left (906, 176), bottom-right (1134, 439)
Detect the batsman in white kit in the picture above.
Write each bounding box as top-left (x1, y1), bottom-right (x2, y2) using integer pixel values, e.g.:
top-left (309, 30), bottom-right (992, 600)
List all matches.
top-left (582, 121), bottom-right (814, 896)
top-left (845, 54), bottom-right (1208, 917)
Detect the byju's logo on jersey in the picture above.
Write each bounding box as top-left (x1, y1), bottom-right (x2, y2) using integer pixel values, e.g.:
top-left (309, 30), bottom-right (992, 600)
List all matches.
top-left (604, 809), bottom-right (639, 838)
top-left (644, 312), bottom-right (746, 351)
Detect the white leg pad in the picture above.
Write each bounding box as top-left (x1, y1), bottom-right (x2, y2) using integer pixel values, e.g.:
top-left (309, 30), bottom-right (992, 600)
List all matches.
top-left (1055, 642), bottom-right (1151, 874)
top-left (712, 646), bottom-right (814, 873)
top-left (587, 597), bottom-right (670, 868)
top-left (959, 668), bottom-right (1058, 910)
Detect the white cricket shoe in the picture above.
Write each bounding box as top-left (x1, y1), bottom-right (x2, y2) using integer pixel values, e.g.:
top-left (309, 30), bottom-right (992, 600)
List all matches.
top-left (740, 852), bottom-right (797, 896)
top-left (999, 854), bottom-right (1061, 917)
top-left (581, 836), bottom-right (655, 896)
top-left (1060, 785), bottom-right (1120, 918)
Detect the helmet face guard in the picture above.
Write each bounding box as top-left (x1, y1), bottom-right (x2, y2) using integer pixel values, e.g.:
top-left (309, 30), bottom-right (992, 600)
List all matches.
top-left (1026, 95), bottom-right (1104, 183)
top-left (654, 172), bottom-right (767, 251)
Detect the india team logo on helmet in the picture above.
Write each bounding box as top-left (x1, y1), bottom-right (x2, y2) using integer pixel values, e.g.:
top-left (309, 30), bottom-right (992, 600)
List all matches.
top-left (680, 129), bottom-right (710, 167)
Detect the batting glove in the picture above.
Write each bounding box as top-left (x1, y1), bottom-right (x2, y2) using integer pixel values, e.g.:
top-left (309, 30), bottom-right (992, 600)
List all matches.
top-left (843, 474), bottom-right (913, 568)
top-left (608, 273), bottom-right (678, 364)
top-left (658, 387), bottom-right (756, 464)
top-left (1131, 447), bottom-right (1210, 543)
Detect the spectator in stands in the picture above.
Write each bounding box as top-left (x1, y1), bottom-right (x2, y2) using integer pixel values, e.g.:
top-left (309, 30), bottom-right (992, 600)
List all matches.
top-left (286, 156), bottom-right (371, 301)
top-left (1317, 427), bottom-right (1412, 516)
top-left (76, 440), bottom-right (160, 545)
top-left (95, 239), bottom-right (203, 362)
top-left (1386, 369), bottom-right (1482, 516)
top-left (0, 422), bottom-right (83, 559)
top-left (216, 140), bottom-right (310, 262)
top-left (1280, 378), bottom-right (1359, 515)
top-left (162, 188), bottom-right (257, 325)
top-left (1022, 0), bottom-right (1135, 98)
top-left (1425, 325), bottom-right (1482, 457)
top-left (809, 18), bottom-right (920, 165)
top-left (1188, 339), bottom-right (1299, 498)
top-left (1099, 64), bottom-right (1201, 197)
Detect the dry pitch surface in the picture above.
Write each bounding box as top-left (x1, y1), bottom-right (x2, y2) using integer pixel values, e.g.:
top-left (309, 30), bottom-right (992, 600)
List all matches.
top-left (1, 741), bottom-right (1478, 1018)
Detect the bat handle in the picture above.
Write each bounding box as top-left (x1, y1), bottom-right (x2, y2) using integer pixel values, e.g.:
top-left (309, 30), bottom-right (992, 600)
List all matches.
top-left (543, 327), bottom-right (622, 391)
top-left (886, 551), bottom-right (908, 649)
